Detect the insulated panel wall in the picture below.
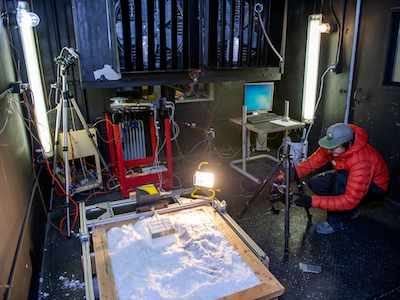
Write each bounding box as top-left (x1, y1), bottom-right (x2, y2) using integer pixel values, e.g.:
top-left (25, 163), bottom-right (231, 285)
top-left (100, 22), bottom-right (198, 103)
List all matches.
top-left (71, 0), bottom-right (120, 82)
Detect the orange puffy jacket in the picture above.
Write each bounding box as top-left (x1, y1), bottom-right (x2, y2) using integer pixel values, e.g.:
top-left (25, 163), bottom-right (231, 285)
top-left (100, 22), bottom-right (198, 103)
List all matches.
top-left (295, 124), bottom-right (389, 211)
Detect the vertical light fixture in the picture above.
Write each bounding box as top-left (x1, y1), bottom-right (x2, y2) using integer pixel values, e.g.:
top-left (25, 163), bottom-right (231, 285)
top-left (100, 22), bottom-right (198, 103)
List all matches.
top-left (302, 14), bottom-right (322, 123)
top-left (17, 1), bottom-right (53, 157)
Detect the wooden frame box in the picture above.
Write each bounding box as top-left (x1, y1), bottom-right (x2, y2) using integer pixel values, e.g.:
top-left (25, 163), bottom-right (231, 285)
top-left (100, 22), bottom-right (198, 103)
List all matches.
top-left (82, 204), bottom-right (284, 300)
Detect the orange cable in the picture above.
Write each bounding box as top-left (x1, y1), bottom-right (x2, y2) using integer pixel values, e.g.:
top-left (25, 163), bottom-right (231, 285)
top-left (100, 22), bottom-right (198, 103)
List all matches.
top-left (85, 161), bottom-right (96, 168)
top-left (85, 189), bottom-right (114, 204)
top-left (29, 91), bottom-right (79, 235)
top-left (3, 4), bottom-right (64, 234)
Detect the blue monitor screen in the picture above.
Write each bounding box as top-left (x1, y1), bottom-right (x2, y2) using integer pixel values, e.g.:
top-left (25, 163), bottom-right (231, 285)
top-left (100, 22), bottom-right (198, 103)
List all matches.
top-left (244, 82), bottom-right (274, 113)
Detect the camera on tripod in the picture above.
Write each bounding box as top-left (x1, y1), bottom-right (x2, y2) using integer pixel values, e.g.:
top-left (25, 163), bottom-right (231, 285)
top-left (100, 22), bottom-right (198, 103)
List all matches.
top-left (54, 47), bottom-right (80, 67)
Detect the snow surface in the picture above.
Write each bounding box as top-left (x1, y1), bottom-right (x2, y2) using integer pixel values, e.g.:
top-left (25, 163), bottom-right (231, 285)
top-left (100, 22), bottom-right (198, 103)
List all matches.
top-left (58, 275), bottom-right (85, 291)
top-left (106, 209), bottom-right (260, 300)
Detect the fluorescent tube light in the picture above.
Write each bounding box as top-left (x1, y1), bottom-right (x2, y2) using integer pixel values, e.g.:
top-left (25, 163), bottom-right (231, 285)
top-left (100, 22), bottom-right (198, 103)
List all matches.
top-left (302, 14), bottom-right (322, 123)
top-left (17, 1), bottom-right (53, 157)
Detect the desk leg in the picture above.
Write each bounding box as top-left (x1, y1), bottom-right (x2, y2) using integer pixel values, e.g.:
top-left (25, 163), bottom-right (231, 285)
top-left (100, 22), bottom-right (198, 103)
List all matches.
top-left (229, 104), bottom-right (280, 183)
top-left (230, 121), bottom-right (279, 183)
top-left (242, 122), bottom-right (247, 174)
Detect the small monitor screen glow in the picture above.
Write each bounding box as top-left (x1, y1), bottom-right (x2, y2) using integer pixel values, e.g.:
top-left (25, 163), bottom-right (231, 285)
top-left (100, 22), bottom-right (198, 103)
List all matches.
top-left (244, 82), bottom-right (274, 113)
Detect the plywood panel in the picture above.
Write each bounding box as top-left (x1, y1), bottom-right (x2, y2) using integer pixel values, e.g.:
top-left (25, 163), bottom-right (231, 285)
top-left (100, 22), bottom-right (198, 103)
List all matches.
top-left (92, 228), bottom-right (118, 300)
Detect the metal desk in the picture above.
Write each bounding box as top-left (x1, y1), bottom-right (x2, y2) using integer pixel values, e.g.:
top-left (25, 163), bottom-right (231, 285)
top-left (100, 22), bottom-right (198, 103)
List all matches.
top-left (229, 116), bottom-right (305, 183)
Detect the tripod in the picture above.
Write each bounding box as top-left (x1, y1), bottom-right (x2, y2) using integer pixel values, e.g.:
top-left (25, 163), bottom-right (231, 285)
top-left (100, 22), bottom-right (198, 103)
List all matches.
top-left (237, 152), bottom-right (292, 253)
top-left (49, 48), bottom-right (116, 237)
top-left (238, 129), bottom-right (310, 253)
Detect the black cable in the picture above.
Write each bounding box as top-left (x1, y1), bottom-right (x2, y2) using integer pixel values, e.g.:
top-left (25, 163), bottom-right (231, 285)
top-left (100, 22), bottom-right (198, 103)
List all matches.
top-left (330, 0), bottom-right (341, 65)
top-left (336, 0), bottom-right (347, 72)
top-left (4, 168), bottom-right (42, 300)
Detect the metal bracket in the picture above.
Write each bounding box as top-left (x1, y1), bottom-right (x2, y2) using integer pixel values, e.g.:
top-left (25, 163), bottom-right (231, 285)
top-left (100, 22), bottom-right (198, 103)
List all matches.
top-left (213, 199), bottom-right (227, 213)
top-left (95, 201), bottom-right (115, 220)
top-left (79, 233), bottom-right (90, 244)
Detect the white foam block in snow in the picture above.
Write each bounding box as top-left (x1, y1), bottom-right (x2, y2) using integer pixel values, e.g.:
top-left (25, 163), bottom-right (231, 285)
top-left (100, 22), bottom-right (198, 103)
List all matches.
top-left (148, 216), bottom-right (176, 249)
top-left (151, 233), bottom-right (176, 249)
top-left (106, 210), bottom-right (260, 300)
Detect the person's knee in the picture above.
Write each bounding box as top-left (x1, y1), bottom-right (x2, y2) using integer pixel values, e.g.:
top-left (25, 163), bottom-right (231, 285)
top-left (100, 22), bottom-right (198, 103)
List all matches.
top-left (309, 171), bottom-right (334, 196)
top-left (308, 176), bottom-right (318, 192)
top-left (331, 170), bottom-right (349, 196)
top-left (334, 170), bottom-right (349, 182)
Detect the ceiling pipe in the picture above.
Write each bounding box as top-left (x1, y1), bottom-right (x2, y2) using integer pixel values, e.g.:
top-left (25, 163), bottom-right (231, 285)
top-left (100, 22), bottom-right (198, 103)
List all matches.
top-left (344, 0), bottom-right (362, 123)
top-left (280, 0), bottom-right (288, 74)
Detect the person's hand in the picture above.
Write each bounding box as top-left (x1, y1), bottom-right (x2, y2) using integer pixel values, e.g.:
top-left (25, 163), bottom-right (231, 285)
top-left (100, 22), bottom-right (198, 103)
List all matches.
top-left (294, 194), bottom-right (312, 208)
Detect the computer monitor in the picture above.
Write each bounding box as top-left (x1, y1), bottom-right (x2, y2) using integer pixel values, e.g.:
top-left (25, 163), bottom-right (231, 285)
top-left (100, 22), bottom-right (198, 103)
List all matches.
top-left (244, 82), bottom-right (274, 115)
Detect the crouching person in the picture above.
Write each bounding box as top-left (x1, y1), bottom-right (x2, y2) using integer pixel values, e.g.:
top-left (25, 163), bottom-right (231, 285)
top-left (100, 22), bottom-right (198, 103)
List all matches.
top-left (291, 123), bottom-right (389, 234)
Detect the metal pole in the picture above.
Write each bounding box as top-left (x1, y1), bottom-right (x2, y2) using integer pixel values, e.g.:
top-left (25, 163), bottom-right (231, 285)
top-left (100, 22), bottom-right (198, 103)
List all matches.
top-left (284, 135), bottom-right (290, 254)
top-left (283, 100), bottom-right (290, 253)
top-left (49, 67), bottom-right (62, 211)
top-left (242, 105), bottom-right (247, 172)
top-left (79, 202), bottom-right (95, 300)
top-left (280, 0), bottom-right (288, 73)
top-left (61, 66), bottom-right (71, 237)
top-left (344, 0), bottom-right (362, 123)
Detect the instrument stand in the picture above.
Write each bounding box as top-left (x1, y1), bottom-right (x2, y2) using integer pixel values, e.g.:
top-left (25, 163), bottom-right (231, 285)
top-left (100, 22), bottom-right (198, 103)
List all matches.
top-left (49, 50), bottom-right (116, 237)
top-left (282, 130), bottom-right (291, 254)
top-left (238, 115), bottom-right (296, 254)
top-left (238, 151), bottom-right (294, 254)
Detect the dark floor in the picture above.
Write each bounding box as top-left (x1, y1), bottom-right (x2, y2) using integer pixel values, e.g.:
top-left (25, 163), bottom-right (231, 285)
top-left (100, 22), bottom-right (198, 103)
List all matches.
top-left (37, 154), bottom-right (400, 300)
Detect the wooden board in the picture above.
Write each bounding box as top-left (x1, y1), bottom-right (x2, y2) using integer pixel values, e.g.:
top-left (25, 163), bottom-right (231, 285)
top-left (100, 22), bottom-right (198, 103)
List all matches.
top-left (93, 205), bottom-right (284, 300)
top-left (92, 228), bottom-right (118, 300)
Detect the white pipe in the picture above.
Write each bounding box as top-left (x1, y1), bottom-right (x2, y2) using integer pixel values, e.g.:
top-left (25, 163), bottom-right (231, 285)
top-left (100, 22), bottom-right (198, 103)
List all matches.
top-left (120, 123), bottom-right (126, 160)
top-left (344, 0), bottom-right (362, 123)
top-left (138, 120), bottom-right (146, 158)
top-left (131, 124), bottom-right (136, 159)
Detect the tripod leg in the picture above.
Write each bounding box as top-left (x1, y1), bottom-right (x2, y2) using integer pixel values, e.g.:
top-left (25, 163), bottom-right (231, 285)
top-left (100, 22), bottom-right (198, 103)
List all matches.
top-left (238, 160), bottom-right (283, 218)
top-left (49, 103), bottom-right (62, 211)
top-left (295, 178), bottom-right (312, 223)
top-left (69, 97), bottom-right (117, 187)
top-left (61, 91), bottom-right (71, 237)
top-left (284, 153), bottom-right (290, 254)
top-left (305, 208), bottom-right (312, 223)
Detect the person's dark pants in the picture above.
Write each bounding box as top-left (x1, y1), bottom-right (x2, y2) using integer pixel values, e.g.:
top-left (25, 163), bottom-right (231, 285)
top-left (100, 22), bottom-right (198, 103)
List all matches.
top-left (308, 170), bottom-right (385, 231)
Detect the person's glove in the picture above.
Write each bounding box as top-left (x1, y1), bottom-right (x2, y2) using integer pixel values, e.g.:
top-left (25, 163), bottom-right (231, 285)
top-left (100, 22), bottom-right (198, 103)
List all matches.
top-left (294, 194), bottom-right (312, 208)
top-left (275, 173), bottom-right (284, 181)
top-left (274, 166), bottom-right (298, 183)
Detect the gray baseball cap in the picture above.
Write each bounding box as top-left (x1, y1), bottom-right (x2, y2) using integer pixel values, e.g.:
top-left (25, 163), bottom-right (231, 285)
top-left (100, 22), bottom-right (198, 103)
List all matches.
top-left (318, 123), bottom-right (354, 149)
